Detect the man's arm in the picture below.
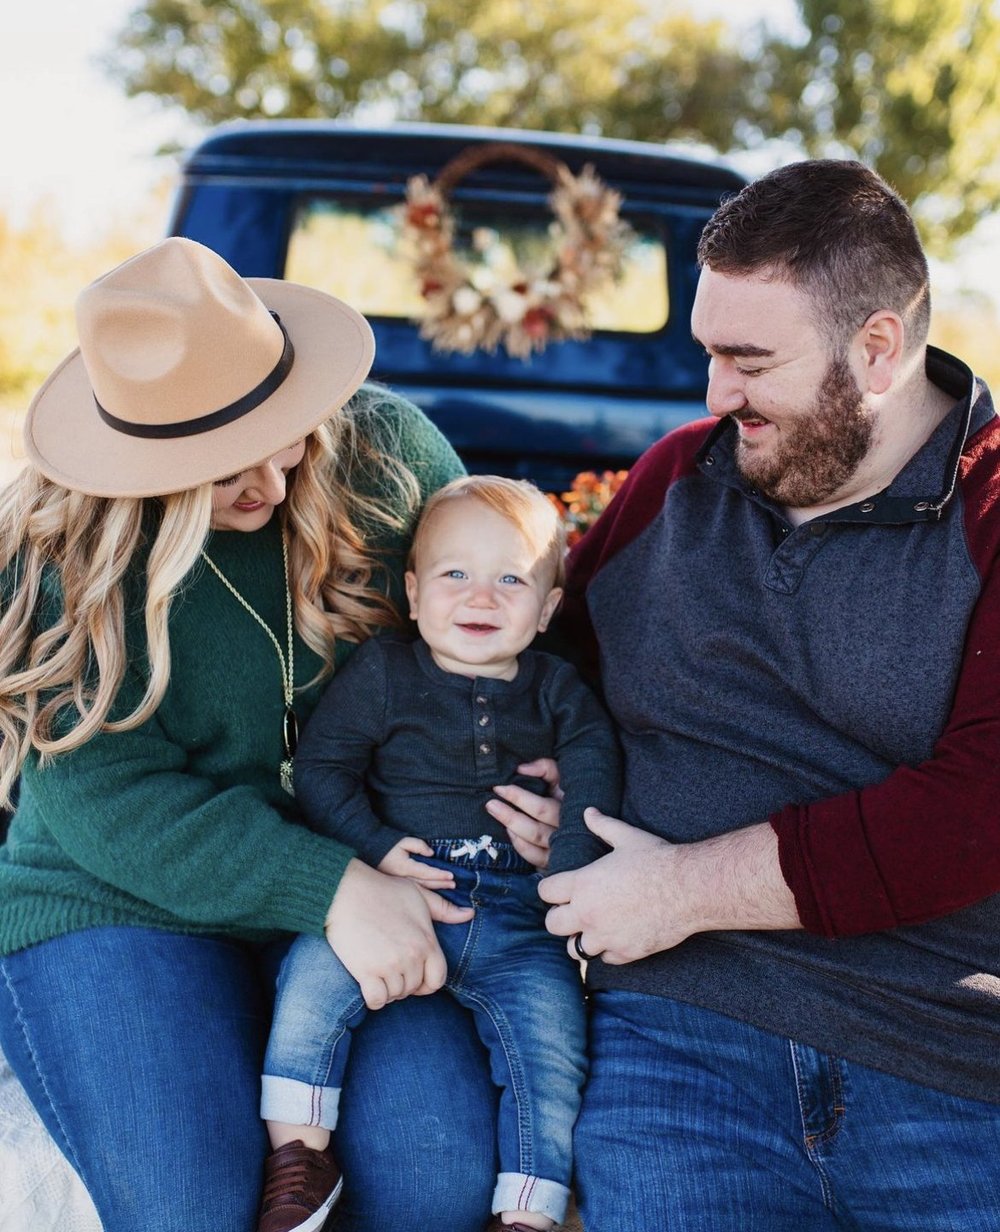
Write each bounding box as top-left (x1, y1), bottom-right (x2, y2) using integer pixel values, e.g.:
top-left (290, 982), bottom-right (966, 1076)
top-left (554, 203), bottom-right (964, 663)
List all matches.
top-left (539, 809), bottom-right (799, 963)
top-left (560, 418), bottom-right (1000, 947)
top-left (549, 551), bottom-right (1000, 953)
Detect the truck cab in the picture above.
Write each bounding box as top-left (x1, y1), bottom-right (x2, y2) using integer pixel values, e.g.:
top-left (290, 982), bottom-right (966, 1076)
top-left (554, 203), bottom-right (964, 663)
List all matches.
top-left (170, 120), bottom-right (744, 490)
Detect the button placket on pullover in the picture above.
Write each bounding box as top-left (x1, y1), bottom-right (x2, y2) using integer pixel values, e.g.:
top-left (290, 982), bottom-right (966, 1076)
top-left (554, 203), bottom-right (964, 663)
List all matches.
top-left (473, 690), bottom-right (498, 774)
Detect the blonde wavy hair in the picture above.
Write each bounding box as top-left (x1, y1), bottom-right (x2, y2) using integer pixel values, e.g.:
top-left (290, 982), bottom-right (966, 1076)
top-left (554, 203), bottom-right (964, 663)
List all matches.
top-left (0, 387), bottom-right (420, 807)
top-left (410, 474), bottom-right (567, 587)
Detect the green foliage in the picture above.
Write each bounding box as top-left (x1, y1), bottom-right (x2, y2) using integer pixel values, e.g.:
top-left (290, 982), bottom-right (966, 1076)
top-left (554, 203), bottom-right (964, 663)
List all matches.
top-left (100, 0), bottom-right (1000, 253)
top-left (755, 0), bottom-right (1000, 253)
top-left (101, 0), bottom-right (760, 152)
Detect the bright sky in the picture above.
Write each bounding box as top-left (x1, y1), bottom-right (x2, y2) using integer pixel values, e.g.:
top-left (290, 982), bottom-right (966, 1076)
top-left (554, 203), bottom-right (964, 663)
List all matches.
top-left (0, 0), bottom-right (190, 242)
top-left (2, 0), bottom-right (996, 297)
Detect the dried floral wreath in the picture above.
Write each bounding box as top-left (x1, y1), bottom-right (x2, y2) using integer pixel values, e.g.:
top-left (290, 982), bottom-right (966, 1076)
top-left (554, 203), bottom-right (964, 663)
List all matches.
top-left (399, 142), bottom-right (633, 359)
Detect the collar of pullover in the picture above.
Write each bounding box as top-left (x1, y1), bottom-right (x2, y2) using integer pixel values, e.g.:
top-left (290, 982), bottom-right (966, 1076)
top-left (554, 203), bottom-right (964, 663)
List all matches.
top-left (696, 345), bottom-right (994, 527)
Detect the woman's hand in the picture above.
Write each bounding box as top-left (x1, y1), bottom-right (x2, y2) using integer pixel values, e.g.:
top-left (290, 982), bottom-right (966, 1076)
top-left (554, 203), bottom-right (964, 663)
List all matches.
top-left (485, 757), bottom-right (563, 869)
top-left (325, 858), bottom-right (473, 1010)
top-left (378, 836), bottom-right (456, 890)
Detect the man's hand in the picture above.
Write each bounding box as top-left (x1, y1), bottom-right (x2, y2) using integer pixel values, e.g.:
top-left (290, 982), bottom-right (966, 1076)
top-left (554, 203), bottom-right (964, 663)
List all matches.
top-left (378, 836), bottom-right (456, 890)
top-left (485, 757), bottom-right (563, 868)
top-left (325, 859), bottom-right (473, 1010)
top-left (539, 808), bottom-right (801, 965)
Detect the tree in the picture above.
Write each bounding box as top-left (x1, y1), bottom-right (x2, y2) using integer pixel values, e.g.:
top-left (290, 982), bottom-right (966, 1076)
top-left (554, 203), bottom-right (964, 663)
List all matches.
top-left (754, 0), bottom-right (1000, 253)
top-left (101, 0), bottom-right (763, 154)
top-left (102, 0), bottom-right (1000, 252)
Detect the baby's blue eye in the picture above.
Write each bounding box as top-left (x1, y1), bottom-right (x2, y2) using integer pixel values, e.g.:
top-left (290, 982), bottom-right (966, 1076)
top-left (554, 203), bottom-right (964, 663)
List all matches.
top-left (445, 569), bottom-right (467, 579)
top-left (500, 574), bottom-right (523, 585)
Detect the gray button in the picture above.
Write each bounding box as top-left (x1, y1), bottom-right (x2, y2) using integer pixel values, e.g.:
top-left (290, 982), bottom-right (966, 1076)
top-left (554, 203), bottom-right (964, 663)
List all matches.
top-left (859, 501), bottom-right (875, 512)
top-left (914, 501), bottom-right (931, 512)
top-left (478, 714), bottom-right (490, 726)
top-left (704, 455), bottom-right (715, 465)
top-left (479, 743), bottom-right (492, 755)
top-left (475, 695), bottom-right (488, 705)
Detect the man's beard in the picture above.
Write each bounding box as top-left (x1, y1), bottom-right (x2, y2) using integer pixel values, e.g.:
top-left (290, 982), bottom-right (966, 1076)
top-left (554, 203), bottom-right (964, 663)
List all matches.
top-left (733, 355), bottom-right (874, 508)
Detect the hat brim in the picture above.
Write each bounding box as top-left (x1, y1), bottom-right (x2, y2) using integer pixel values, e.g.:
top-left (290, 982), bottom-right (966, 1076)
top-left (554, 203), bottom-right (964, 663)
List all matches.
top-left (23, 279), bottom-right (375, 498)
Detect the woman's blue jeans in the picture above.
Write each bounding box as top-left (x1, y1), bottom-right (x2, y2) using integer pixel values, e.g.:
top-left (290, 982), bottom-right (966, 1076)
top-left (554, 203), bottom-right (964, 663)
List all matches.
top-left (0, 926), bottom-right (499, 1232)
top-left (263, 842), bottom-right (586, 1223)
top-left (576, 990), bottom-right (1000, 1232)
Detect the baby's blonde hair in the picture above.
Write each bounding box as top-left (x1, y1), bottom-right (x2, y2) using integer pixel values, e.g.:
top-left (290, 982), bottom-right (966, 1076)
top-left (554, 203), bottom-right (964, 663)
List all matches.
top-left (409, 474), bottom-right (566, 588)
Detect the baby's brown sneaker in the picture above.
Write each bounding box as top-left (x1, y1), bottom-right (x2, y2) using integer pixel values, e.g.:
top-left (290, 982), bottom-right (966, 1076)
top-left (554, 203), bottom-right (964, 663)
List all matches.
top-left (257, 1139), bottom-right (343, 1232)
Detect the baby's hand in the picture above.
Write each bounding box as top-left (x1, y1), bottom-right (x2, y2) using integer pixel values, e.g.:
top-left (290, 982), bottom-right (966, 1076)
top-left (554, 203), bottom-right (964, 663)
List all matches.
top-left (378, 837), bottom-right (456, 890)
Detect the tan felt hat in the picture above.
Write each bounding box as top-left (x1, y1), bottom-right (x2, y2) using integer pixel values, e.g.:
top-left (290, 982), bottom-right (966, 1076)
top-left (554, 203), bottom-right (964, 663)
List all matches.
top-left (24, 237), bottom-right (375, 497)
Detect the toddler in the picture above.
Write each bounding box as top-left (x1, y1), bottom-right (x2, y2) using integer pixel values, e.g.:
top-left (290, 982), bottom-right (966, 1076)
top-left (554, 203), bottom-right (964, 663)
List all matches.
top-left (257, 475), bottom-right (621, 1232)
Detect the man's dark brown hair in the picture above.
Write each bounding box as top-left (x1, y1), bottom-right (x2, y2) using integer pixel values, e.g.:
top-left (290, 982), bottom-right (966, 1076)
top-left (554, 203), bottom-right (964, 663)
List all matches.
top-left (697, 160), bottom-right (931, 353)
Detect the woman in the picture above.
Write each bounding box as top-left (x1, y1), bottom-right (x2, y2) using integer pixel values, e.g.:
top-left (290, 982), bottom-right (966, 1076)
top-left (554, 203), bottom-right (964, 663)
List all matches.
top-left (0, 237), bottom-right (559, 1232)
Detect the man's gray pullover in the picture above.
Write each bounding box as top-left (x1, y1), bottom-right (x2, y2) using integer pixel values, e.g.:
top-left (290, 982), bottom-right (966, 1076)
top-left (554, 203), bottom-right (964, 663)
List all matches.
top-left (563, 347), bottom-right (1000, 1103)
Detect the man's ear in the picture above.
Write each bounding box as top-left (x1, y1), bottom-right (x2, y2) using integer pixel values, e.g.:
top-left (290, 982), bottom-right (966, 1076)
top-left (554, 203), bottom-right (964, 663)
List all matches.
top-left (858, 309), bottom-right (904, 395)
top-left (404, 571), bottom-right (419, 620)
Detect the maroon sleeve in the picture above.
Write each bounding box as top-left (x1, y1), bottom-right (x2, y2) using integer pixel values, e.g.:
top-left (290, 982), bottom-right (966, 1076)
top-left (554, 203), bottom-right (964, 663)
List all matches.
top-left (561, 419), bottom-right (713, 679)
top-left (773, 422), bottom-right (1000, 937)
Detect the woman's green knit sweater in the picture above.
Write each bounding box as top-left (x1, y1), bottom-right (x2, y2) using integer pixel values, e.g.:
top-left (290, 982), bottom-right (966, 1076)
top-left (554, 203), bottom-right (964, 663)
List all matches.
top-left (0, 394), bottom-right (463, 956)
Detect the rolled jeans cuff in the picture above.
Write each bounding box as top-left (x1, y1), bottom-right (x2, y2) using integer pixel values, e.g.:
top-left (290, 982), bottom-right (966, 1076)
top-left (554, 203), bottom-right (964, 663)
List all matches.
top-left (492, 1173), bottom-right (571, 1222)
top-left (260, 1074), bottom-right (341, 1131)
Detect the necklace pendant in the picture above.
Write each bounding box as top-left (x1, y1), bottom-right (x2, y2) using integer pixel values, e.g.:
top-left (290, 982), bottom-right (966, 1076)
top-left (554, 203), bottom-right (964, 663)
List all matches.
top-left (283, 706), bottom-right (299, 759)
top-left (280, 758), bottom-right (295, 796)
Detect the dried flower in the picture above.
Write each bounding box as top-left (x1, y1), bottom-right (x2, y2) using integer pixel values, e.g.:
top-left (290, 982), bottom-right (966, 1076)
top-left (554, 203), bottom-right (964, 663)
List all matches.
top-left (452, 286), bottom-right (483, 316)
top-left (551, 470), bottom-right (629, 546)
top-left (398, 148), bottom-right (632, 359)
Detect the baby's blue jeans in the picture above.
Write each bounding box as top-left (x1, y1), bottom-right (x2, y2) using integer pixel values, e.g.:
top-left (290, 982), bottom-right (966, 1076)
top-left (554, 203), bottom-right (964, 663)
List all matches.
top-left (263, 839), bottom-right (587, 1223)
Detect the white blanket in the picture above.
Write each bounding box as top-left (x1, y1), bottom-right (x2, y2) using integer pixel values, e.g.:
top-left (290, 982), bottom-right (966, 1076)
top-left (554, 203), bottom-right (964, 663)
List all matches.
top-left (0, 1049), bottom-right (101, 1232)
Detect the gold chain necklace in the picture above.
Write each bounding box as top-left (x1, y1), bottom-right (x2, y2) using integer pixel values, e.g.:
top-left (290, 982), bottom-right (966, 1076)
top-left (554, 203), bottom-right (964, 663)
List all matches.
top-left (200, 531), bottom-right (298, 795)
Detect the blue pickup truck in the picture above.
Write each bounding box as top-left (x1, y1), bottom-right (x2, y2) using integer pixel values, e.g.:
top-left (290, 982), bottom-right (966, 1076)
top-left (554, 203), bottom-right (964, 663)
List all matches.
top-left (0, 123), bottom-right (746, 1231)
top-left (169, 120), bottom-right (744, 491)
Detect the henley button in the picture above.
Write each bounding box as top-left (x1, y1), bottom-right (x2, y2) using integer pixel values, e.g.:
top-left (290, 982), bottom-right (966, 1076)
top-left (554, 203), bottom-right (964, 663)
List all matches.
top-left (475, 695), bottom-right (488, 705)
top-left (479, 743), bottom-right (492, 755)
top-left (704, 454), bottom-right (715, 465)
top-left (478, 714), bottom-right (490, 726)
top-left (859, 501), bottom-right (875, 512)
top-left (914, 501), bottom-right (931, 511)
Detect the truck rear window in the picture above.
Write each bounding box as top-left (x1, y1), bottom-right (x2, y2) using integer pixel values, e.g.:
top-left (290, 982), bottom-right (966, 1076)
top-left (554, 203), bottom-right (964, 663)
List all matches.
top-left (285, 196), bottom-right (668, 334)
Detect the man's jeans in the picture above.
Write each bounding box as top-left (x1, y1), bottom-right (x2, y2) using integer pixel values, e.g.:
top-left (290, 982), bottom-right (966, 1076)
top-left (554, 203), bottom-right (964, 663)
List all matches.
top-left (576, 990), bottom-right (1000, 1231)
top-left (263, 840), bottom-right (587, 1223)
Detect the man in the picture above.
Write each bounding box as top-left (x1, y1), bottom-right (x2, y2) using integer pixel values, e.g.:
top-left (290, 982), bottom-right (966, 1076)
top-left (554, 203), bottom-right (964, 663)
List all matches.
top-left (540, 160), bottom-right (1000, 1229)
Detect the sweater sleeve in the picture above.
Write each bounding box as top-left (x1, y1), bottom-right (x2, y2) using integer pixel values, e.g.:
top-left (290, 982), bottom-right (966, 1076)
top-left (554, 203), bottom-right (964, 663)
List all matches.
top-left (773, 503), bottom-right (1000, 938)
top-left (543, 659), bottom-right (624, 874)
top-left (559, 423), bottom-right (707, 681)
top-left (293, 639), bottom-right (408, 868)
top-left (19, 679), bottom-right (353, 938)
